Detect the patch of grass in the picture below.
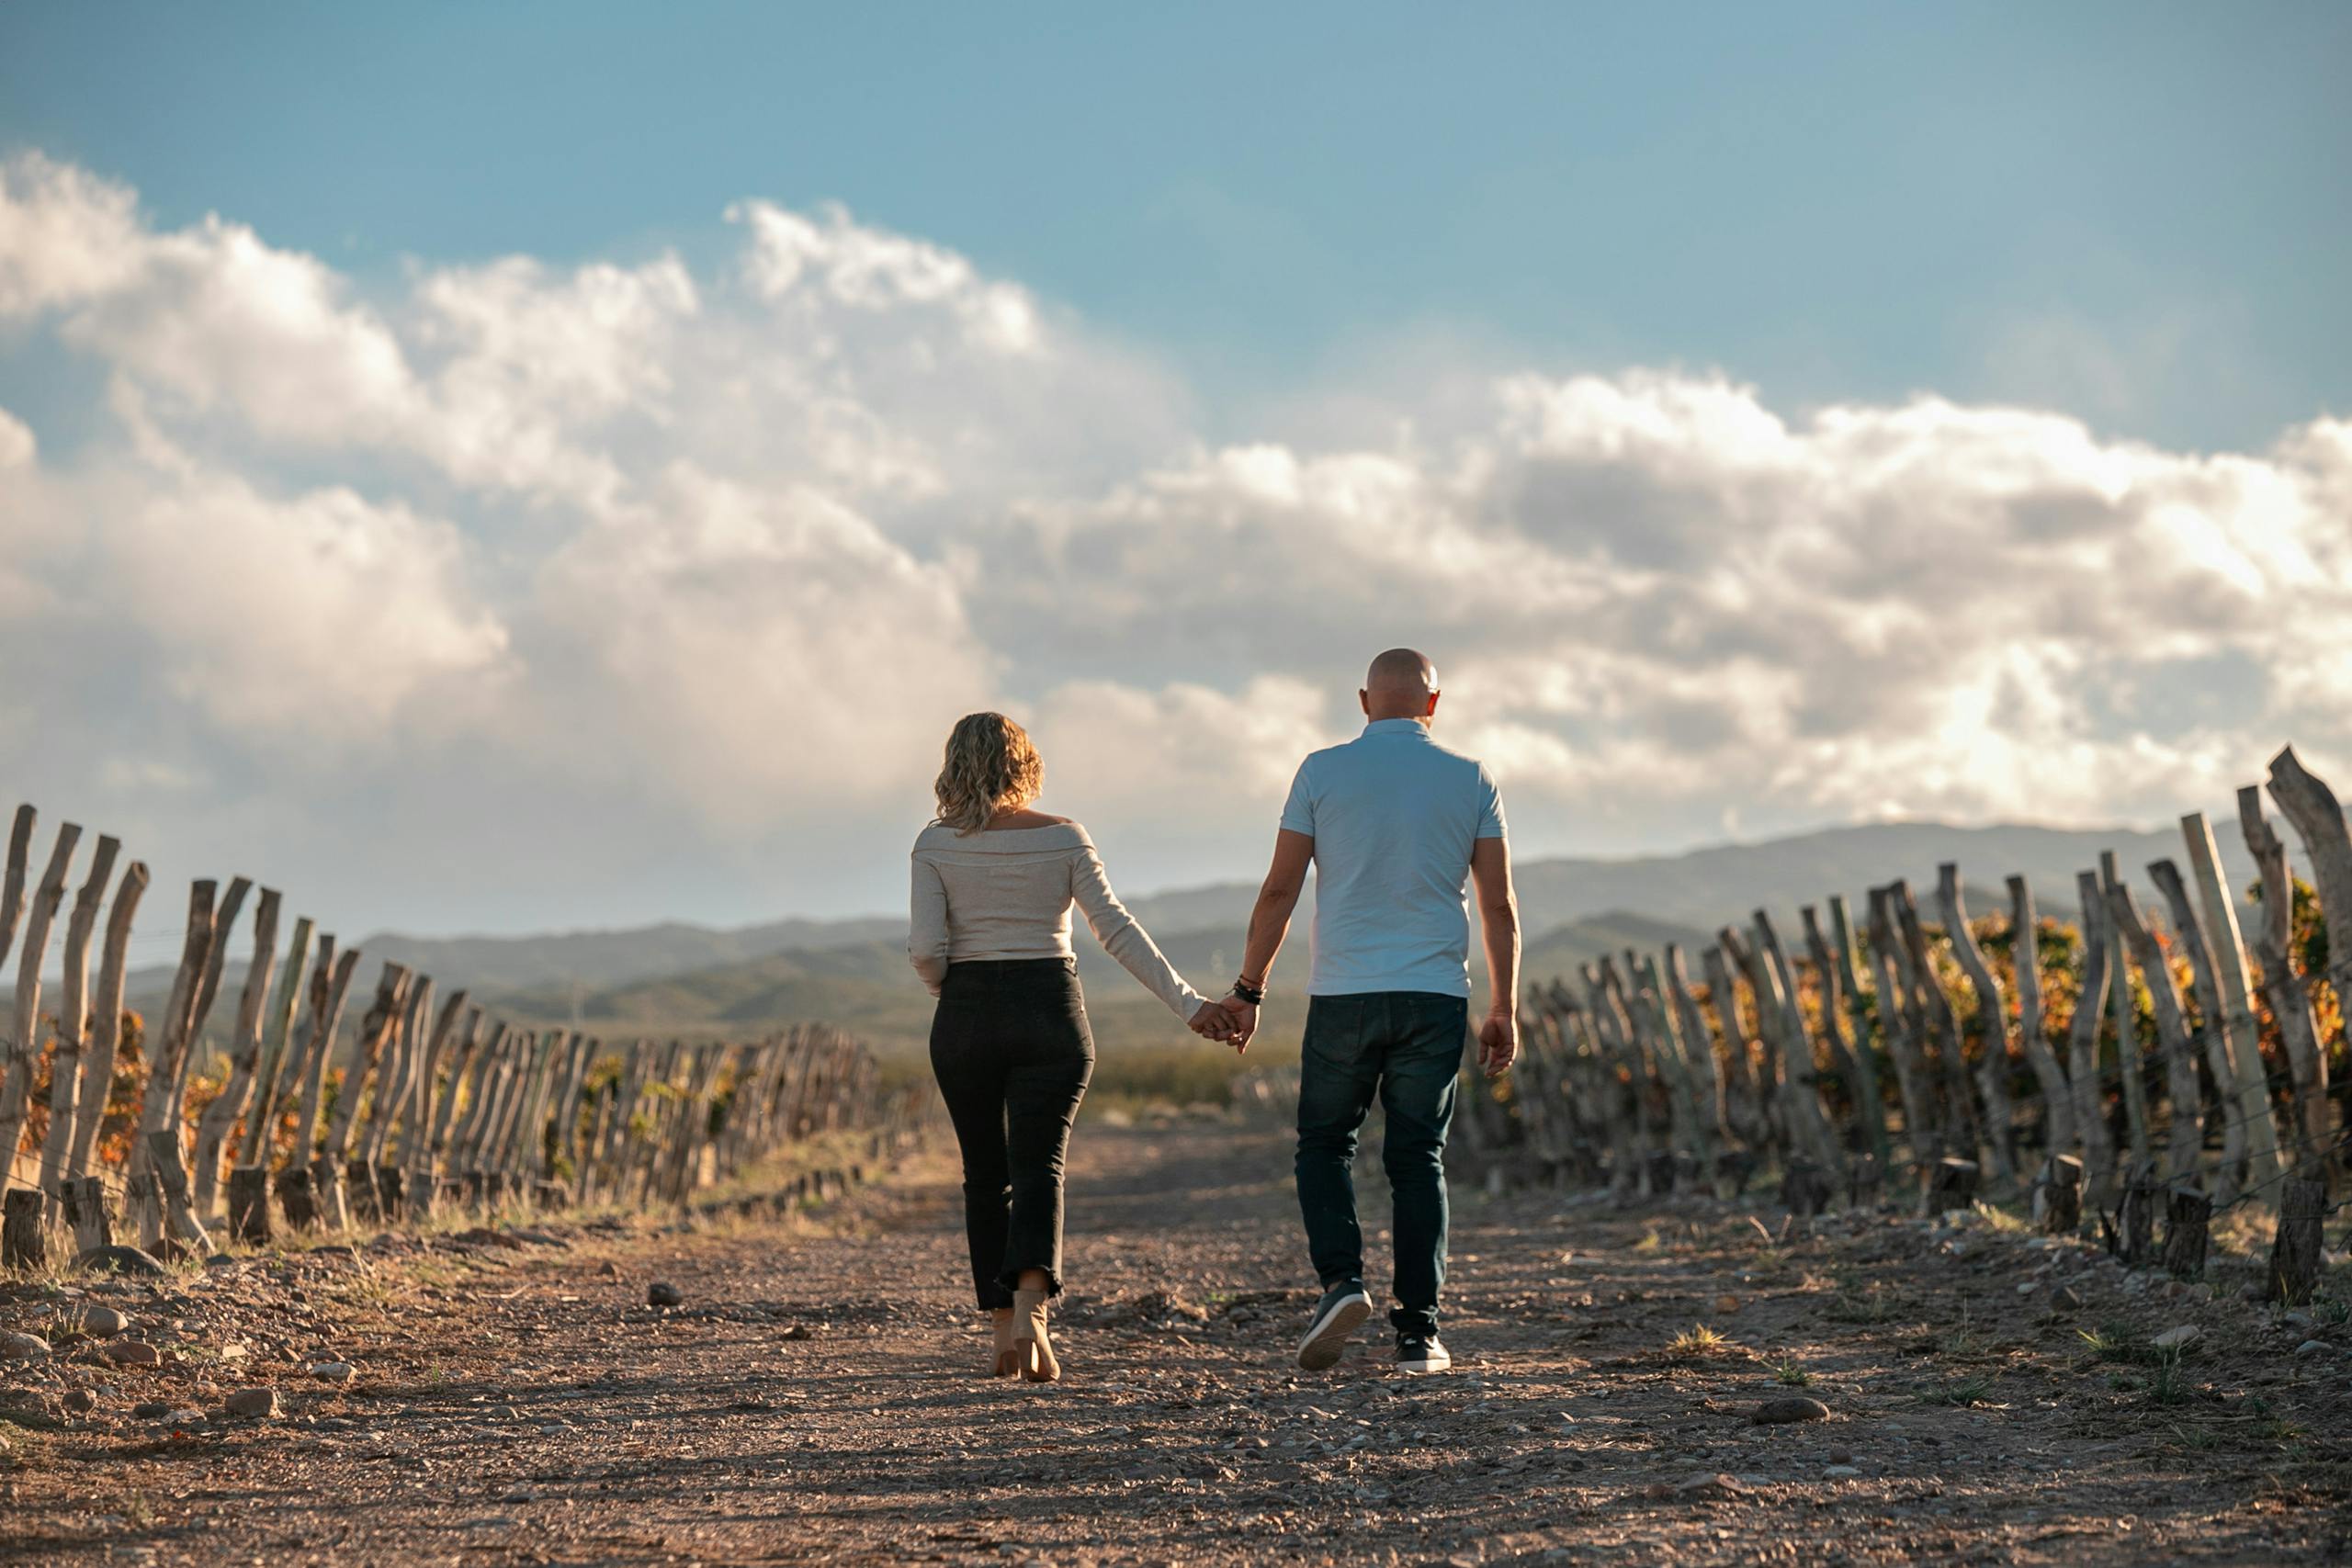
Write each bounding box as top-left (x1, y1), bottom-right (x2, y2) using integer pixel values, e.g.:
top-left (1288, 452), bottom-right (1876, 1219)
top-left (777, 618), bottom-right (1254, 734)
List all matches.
top-left (2147, 1356), bottom-right (2195, 1407)
top-left (2248, 1419), bottom-right (2304, 1457)
top-left (1824, 1272), bottom-right (1903, 1325)
top-left (1969, 1201), bottom-right (2029, 1235)
top-left (1665, 1323), bottom-right (1734, 1359)
top-left (1916, 1373), bottom-right (1995, 1406)
top-left (2167, 1423), bottom-right (2224, 1452)
top-left (1771, 1357), bottom-right (1813, 1387)
top-left (1937, 1304), bottom-right (1984, 1358)
top-left (2077, 1321), bottom-right (2165, 1366)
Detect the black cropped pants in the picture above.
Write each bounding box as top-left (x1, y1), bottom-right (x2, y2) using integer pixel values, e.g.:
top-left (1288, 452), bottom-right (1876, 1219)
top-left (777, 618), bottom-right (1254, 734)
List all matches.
top-left (928, 957), bottom-right (1096, 1309)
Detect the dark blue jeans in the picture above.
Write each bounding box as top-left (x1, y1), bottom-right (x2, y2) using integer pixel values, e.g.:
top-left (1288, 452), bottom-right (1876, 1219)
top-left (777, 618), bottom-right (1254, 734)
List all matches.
top-left (1295, 991), bottom-right (1464, 1338)
top-left (930, 958), bottom-right (1095, 1309)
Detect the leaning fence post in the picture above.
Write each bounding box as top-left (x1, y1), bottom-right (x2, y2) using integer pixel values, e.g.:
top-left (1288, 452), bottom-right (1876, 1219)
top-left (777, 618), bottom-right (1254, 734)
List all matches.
top-left (1864, 887), bottom-right (1938, 1172)
top-left (129, 879), bottom-right (220, 1242)
top-left (2239, 787), bottom-right (2330, 1176)
top-left (0, 819), bottom-right (82, 1190)
top-left (2066, 871), bottom-right (2119, 1205)
top-left (2002, 874), bottom-right (2075, 1159)
top-left (190, 888), bottom-right (283, 1217)
top-left (2098, 851), bottom-right (2154, 1171)
top-left (35, 834), bottom-right (120, 1219)
top-left (1935, 867), bottom-right (2020, 1182)
top-left (66, 861), bottom-right (150, 1183)
top-left (2106, 878), bottom-right (2205, 1186)
top-left (1810, 899), bottom-right (1890, 1165)
top-left (2149, 858), bottom-right (2247, 1204)
top-left (2182, 810), bottom-right (2289, 1188)
top-left (0, 806), bottom-right (32, 985)
top-left (236, 914), bottom-right (316, 1185)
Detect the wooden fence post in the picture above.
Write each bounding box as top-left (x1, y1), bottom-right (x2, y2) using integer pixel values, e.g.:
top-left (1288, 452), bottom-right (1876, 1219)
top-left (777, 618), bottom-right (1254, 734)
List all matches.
top-left (2181, 810), bottom-right (2289, 1188)
top-left (0, 807), bottom-right (32, 987)
top-left (162, 875), bottom-right (253, 1144)
top-left (234, 914), bottom-right (316, 1186)
top-left (2099, 851), bottom-right (2154, 1171)
top-left (66, 861), bottom-right (149, 1181)
top-left (2066, 871), bottom-right (2119, 1205)
top-left (2267, 748), bottom-right (2352, 1053)
top-left (2162, 1185), bottom-right (2211, 1280)
top-left (1807, 900), bottom-right (1890, 1164)
top-left (2003, 874), bottom-right (2077, 1159)
top-left (1751, 911), bottom-right (1843, 1175)
top-left (2244, 777), bottom-right (2338, 1181)
top-left (2149, 858), bottom-right (2247, 1204)
top-left (2266, 1179), bottom-right (2326, 1304)
top-left (1937, 865), bottom-right (2020, 1181)
top-left (1662, 946), bottom-right (1733, 1154)
top-left (1717, 928), bottom-right (1781, 1159)
top-left (1702, 939), bottom-right (1772, 1166)
top-left (1864, 887), bottom-right (1939, 1170)
top-left (143, 1127), bottom-right (211, 1254)
top-left (128, 878), bottom-right (221, 1241)
top-left (1894, 879), bottom-right (1993, 1179)
top-left (2106, 878), bottom-right (2204, 1186)
top-left (284, 943), bottom-right (361, 1193)
top-left (0, 1188), bottom-right (42, 1269)
top-left (0, 819), bottom-right (81, 1189)
top-left (421, 1005), bottom-right (484, 1181)
top-left (2034, 1153), bottom-right (2084, 1233)
top-left (317, 961), bottom-right (408, 1227)
top-left (35, 834), bottom-right (120, 1216)
top-left (2115, 1158), bottom-right (2161, 1268)
top-left (361, 977), bottom-right (435, 1217)
top-left (397, 989), bottom-right (469, 1208)
top-left (448, 1020), bottom-right (510, 1185)
top-left (189, 888), bottom-right (283, 1216)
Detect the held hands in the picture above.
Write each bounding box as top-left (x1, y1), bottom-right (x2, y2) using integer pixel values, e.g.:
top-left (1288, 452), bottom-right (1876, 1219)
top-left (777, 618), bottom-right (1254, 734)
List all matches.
top-left (1477, 1005), bottom-right (1518, 1078)
top-left (1190, 999), bottom-right (1243, 1048)
top-left (1188, 996), bottom-right (1257, 1054)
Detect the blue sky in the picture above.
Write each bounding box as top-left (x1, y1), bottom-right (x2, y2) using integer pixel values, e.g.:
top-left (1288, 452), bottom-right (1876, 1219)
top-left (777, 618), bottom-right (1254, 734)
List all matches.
top-left (6, 3), bottom-right (2346, 454)
top-left (2, 5), bottom-right (2349, 933)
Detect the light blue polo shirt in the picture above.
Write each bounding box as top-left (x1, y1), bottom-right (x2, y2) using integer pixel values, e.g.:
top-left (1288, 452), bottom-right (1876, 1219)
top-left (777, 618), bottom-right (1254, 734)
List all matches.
top-left (1279, 718), bottom-right (1508, 997)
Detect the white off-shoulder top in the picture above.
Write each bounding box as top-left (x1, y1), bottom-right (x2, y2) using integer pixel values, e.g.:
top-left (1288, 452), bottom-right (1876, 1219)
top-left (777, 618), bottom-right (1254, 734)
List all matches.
top-left (907, 822), bottom-right (1207, 1022)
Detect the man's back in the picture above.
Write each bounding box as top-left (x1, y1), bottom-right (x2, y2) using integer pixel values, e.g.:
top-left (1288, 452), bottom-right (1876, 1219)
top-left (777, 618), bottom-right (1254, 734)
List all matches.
top-left (1280, 717), bottom-right (1507, 997)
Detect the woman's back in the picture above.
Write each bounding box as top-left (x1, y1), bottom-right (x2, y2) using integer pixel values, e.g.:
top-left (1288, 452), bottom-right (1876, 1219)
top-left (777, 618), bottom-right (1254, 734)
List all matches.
top-left (911, 820), bottom-right (1093, 964)
top-left (908, 818), bottom-right (1205, 1021)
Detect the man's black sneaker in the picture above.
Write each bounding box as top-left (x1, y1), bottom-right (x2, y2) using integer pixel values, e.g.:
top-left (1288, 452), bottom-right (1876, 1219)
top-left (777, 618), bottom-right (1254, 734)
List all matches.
top-left (1396, 1333), bottom-right (1452, 1373)
top-left (1296, 1282), bottom-right (1373, 1370)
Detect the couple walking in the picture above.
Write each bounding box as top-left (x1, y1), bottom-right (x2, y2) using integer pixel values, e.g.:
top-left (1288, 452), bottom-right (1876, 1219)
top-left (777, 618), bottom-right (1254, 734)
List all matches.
top-left (907, 649), bottom-right (1521, 1382)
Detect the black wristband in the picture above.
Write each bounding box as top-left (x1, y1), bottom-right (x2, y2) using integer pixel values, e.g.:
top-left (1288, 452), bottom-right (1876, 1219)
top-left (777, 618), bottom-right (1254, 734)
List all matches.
top-left (1229, 977), bottom-right (1266, 1006)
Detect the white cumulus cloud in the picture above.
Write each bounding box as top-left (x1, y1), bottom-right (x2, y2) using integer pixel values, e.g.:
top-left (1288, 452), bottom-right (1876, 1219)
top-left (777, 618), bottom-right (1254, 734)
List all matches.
top-left (0, 148), bottom-right (2346, 924)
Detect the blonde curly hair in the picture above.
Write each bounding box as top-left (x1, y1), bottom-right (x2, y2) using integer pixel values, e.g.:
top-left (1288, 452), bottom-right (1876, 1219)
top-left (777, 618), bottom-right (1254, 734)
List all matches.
top-left (933, 712), bottom-right (1044, 834)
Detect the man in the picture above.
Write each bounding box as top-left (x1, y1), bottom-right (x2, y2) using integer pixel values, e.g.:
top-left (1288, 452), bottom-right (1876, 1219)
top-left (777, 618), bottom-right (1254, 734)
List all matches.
top-left (1204, 649), bottom-right (1519, 1374)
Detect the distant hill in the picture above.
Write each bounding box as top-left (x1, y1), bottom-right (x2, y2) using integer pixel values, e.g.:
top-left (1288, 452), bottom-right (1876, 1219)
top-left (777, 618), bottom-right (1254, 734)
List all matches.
top-left (31, 815), bottom-right (2283, 1064)
top-left (355, 817), bottom-right (2268, 1004)
top-left (470, 907), bottom-right (1711, 1052)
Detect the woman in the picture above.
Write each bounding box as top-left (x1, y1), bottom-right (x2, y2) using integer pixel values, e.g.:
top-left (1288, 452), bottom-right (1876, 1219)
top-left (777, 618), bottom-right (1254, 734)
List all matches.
top-left (910, 712), bottom-right (1233, 1382)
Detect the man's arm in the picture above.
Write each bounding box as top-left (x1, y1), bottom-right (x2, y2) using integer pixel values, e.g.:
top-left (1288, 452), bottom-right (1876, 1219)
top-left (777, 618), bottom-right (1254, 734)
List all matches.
top-left (1214, 829), bottom-right (1314, 1052)
top-left (1469, 835), bottom-right (1520, 1075)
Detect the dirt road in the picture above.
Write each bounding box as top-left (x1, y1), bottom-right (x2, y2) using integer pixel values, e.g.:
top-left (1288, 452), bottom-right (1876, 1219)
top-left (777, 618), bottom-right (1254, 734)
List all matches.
top-left (4, 1114), bottom-right (2347, 1565)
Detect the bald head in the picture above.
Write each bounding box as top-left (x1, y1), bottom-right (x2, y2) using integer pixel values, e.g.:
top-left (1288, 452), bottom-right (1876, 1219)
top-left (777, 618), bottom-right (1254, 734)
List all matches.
top-left (1362, 648), bottom-right (1440, 723)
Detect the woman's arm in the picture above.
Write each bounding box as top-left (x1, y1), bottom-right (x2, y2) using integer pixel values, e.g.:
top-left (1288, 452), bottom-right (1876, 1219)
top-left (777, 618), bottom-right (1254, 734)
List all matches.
top-left (1069, 846), bottom-right (1208, 1022)
top-left (909, 853), bottom-right (951, 997)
